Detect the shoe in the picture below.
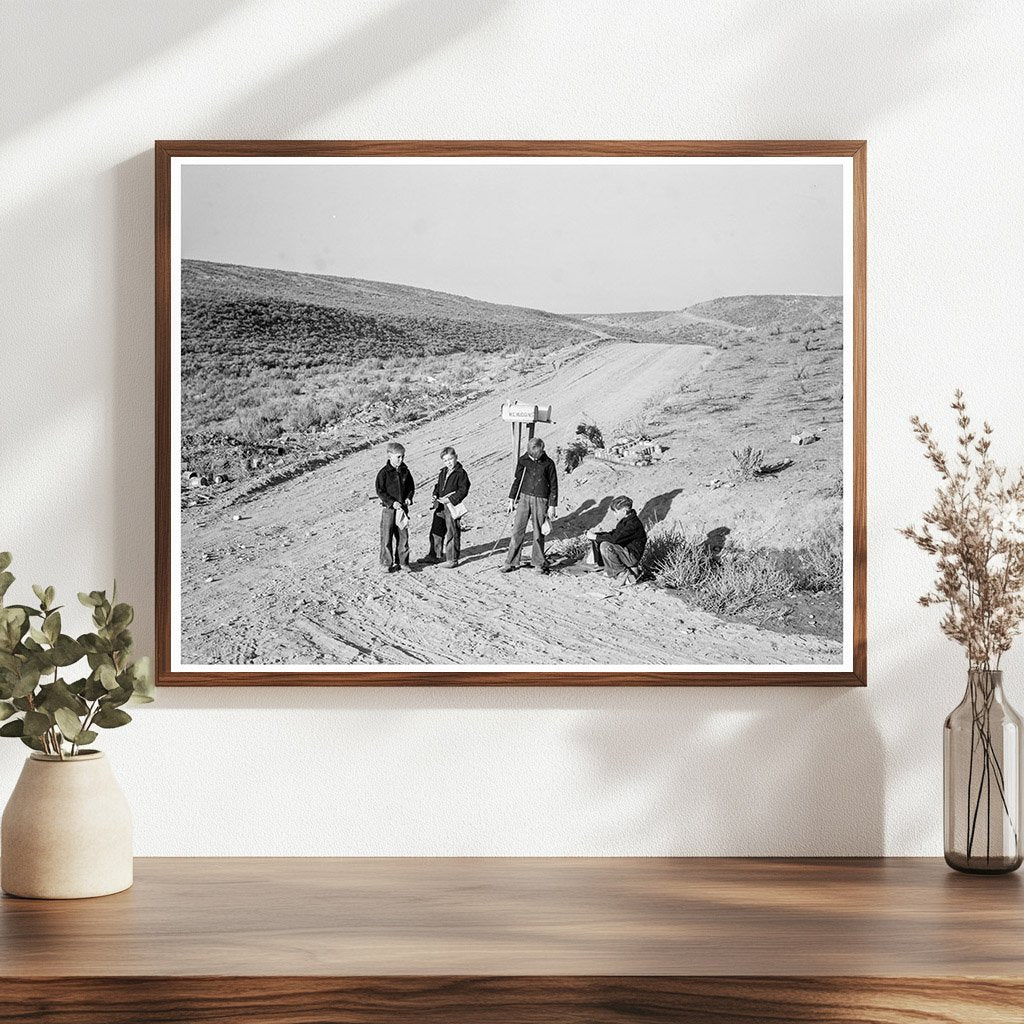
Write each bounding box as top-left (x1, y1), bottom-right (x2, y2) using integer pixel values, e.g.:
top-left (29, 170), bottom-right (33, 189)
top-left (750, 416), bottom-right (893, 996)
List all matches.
top-left (441, 561), bottom-right (459, 569)
top-left (499, 564), bottom-right (516, 573)
top-left (379, 564), bottom-right (394, 574)
top-left (394, 563), bottom-right (411, 573)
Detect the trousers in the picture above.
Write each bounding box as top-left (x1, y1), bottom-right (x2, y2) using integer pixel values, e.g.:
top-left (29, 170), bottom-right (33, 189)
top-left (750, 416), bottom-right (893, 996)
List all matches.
top-left (429, 504), bottom-right (462, 564)
top-left (599, 541), bottom-right (639, 579)
top-left (380, 507), bottom-right (410, 568)
top-left (504, 494), bottom-right (549, 568)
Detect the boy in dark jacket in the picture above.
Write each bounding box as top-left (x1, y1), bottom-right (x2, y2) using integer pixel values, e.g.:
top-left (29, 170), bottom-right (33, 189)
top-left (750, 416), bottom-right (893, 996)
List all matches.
top-left (375, 441), bottom-right (415, 572)
top-left (501, 437), bottom-right (558, 574)
top-left (587, 495), bottom-right (647, 585)
top-left (420, 446), bottom-right (471, 568)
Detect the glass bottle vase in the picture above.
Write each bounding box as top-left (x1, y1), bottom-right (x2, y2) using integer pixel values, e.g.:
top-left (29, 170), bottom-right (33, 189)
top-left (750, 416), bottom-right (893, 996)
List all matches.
top-left (944, 669), bottom-right (1023, 873)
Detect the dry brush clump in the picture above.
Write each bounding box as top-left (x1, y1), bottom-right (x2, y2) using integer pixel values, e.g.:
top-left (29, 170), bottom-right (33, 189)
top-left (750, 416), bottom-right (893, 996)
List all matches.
top-left (902, 390), bottom-right (1024, 670)
top-left (730, 446), bottom-right (764, 479)
top-left (641, 523), bottom-right (794, 618)
top-left (794, 525), bottom-right (843, 593)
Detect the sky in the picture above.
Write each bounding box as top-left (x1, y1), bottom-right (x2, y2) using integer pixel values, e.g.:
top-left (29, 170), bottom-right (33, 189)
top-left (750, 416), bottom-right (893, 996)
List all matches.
top-left (181, 159), bottom-right (844, 313)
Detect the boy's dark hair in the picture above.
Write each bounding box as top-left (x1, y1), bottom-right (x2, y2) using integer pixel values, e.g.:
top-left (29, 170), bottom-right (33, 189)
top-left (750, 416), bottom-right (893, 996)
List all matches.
top-left (386, 442), bottom-right (405, 456)
top-left (528, 437), bottom-right (545, 453)
top-left (441, 446), bottom-right (457, 459)
top-left (611, 495), bottom-right (634, 511)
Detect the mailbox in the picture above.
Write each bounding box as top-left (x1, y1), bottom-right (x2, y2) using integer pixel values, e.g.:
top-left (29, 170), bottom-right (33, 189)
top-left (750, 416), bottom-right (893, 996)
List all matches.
top-left (501, 402), bottom-right (553, 424)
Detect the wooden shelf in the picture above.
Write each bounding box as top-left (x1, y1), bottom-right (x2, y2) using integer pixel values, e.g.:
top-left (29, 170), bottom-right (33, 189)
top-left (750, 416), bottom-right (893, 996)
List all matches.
top-left (2, 857), bottom-right (1022, 1022)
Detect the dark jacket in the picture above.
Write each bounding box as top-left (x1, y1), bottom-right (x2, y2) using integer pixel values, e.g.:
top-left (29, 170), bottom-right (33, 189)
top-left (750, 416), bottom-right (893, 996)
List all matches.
top-left (509, 452), bottom-right (558, 506)
top-left (433, 462), bottom-right (470, 506)
top-left (375, 461), bottom-right (415, 508)
top-left (597, 509), bottom-right (647, 561)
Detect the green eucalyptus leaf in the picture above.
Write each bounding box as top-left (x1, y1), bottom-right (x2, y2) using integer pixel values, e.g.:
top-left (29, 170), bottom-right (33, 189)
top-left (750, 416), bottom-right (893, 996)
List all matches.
top-left (22, 710), bottom-right (50, 738)
top-left (0, 718), bottom-right (24, 737)
top-left (50, 635), bottom-right (85, 667)
top-left (0, 607), bottom-right (27, 651)
top-left (0, 572), bottom-right (15, 601)
top-left (37, 679), bottom-right (88, 717)
top-left (8, 604), bottom-right (43, 619)
top-left (104, 684), bottom-right (133, 709)
top-left (78, 592), bottom-right (99, 608)
top-left (19, 734), bottom-right (45, 752)
top-left (11, 666), bottom-right (41, 699)
top-left (31, 584), bottom-right (46, 607)
top-left (93, 705), bottom-right (131, 729)
top-left (81, 635), bottom-right (112, 656)
top-left (12, 697), bottom-right (33, 712)
top-left (98, 664), bottom-right (118, 690)
top-left (42, 611), bottom-right (60, 644)
top-left (0, 553), bottom-right (11, 573)
top-left (53, 707), bottom-right (84, 741)
top-left (128, 657), bottom-right (154, 699)
top-left (0, 651), bottom-right (18, 674)
top-left (83, 675), bottom-right (107, 701)
top-left (0, 700), bottom-right (16, 721)
top-left (110, 603), bottom-right (133, 630)
top-left (44, 586), bottom-right (55, 608)
top-left (74, 730), bottom-right (98, 746)
top-left (28, 627), bottom-right (49, 646)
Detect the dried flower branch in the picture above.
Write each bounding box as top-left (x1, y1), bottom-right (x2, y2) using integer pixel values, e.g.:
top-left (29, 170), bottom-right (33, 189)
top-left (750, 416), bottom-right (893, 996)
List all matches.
top-left (902, 390), bottom-right (1024, 670)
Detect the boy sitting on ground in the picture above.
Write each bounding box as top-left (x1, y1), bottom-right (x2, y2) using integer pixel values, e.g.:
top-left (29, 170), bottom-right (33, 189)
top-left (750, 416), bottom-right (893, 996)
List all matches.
top-left (375, 441), bottom-right (415, 573)
top-left (586, 495), bottom-right (647, 585)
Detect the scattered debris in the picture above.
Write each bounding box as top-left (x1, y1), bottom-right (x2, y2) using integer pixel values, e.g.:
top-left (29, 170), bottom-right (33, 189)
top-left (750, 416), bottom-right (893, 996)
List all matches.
top-left (790, 432), bottom-right (820, 446)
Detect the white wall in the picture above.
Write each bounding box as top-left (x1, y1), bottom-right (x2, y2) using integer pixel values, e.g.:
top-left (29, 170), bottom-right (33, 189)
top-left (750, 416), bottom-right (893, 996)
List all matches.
top-left (1, 0), bottom-right (1022, 855)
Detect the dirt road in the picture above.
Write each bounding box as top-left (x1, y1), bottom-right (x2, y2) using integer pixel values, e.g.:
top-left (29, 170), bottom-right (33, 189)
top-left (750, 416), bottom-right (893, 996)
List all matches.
top-left (179, 342), bottom-right (841, 668)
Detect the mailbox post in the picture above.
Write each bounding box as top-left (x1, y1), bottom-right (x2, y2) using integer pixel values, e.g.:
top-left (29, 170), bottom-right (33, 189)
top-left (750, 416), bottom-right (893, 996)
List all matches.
top-left (501, 402), bottom-right (553, 469)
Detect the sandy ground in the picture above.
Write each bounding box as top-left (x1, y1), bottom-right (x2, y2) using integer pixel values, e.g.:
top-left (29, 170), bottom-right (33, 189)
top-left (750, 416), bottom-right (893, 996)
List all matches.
top-left (179, 342), bottom-right (841, 668)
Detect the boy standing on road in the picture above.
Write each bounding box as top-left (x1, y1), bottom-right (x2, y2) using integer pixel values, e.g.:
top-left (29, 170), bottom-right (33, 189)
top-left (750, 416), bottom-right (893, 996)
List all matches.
top-left (421, 446), bottom-right (471, 568)
top-left (501, 437), bottom-right (558, 574)
top-left (375, 441), bottom-right (415, 573)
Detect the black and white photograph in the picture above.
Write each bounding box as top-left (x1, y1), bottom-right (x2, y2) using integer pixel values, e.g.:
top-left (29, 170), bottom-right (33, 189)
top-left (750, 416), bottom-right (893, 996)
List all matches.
top-left (163, 147), bottom-right (860, 681)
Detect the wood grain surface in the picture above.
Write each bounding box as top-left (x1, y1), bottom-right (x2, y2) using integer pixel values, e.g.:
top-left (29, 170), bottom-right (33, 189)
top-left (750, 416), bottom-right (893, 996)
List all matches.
top-left (2, 857), bottom-right (1021, 1022)
top-left (155, 138), bottom-right (867, 688)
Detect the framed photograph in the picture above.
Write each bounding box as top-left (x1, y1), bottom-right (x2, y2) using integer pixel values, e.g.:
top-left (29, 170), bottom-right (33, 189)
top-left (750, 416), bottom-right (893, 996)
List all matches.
top-left (156, 141), bottom-right (866, 686)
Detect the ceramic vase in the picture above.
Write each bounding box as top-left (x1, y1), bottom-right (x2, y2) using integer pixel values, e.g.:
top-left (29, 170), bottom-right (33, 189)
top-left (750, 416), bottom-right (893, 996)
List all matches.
top-left (1, 751), bottom-right (133, 898)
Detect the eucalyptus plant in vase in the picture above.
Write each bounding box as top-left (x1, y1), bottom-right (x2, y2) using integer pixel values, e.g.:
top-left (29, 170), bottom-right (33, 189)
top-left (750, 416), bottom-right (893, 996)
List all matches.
top-left (903, 392), bottom-right (1024, 873)
top-left (0, 552), bottom-right (154, 898)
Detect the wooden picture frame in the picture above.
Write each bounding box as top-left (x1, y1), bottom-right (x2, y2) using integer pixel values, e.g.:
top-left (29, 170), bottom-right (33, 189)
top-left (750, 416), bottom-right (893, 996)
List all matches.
top-left (156, 140), bottom-right (866, 686)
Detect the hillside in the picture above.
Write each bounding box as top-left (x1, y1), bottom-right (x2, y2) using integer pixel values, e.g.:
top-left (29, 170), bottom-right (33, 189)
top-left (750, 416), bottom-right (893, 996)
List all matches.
top-left (579, 294), bottom-right (842, 345)
top-left (179, 260), bottom-right (615, 480)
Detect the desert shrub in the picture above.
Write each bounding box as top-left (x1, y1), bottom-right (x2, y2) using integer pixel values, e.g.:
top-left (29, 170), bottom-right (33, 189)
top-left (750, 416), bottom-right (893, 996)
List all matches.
top-left (730, 446), bottom-right (764, 479)
top-left (227, 406), bottom-right (283, 442)
top-left (641, 524), bottom-right (714, 590)
top-left (642, 523), bottom-right (795, 618)
top-left (549, 534), bottom-right (591, 563)
top-left (561, 440), bottom-right (591, 473)
top-left (283, 397), bottom-right (325, 433)
top-left (795, 525), bottom-right (843, 593)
